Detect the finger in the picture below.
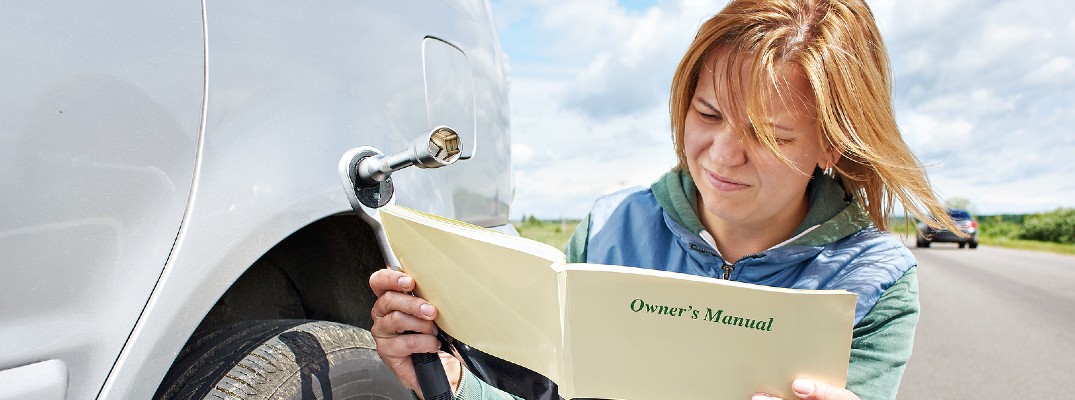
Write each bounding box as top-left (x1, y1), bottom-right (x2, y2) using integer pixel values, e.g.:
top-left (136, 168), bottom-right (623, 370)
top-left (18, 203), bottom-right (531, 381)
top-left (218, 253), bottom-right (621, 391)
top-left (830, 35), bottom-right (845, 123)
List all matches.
top-left (369, 268), bottom-right (415, 297)
top-left (370, 291), bottom-right (438, 321)
top-left (376, 331), bottom-right (443, 359)
top-left (374, 332), bottom-right (441, 396)
top-left (792, 379), bottom-right (860, 400)
top-left (751, 393), bottom-right (781, 400)
top-left (373, 309), bottom-right (438, 337)
top-left (373, 340), bottom-right (425, 394)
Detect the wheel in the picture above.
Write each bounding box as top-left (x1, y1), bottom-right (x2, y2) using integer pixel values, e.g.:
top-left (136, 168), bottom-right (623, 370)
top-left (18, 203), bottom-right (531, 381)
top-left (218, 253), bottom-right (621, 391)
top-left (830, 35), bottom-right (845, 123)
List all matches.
top-left (969, 241), bottom-right (978, 249)
top-left (958, 242), bottom-right (966, 248)
top-left (155, 320), bottom-right (412, 400)
top-left (915, 236), bottom-right (926, 248)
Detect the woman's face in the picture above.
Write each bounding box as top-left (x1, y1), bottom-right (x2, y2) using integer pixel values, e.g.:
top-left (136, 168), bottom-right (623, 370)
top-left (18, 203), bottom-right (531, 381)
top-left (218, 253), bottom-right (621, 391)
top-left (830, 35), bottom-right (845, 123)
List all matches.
top-left (684, 53), bottom-right (835, 233)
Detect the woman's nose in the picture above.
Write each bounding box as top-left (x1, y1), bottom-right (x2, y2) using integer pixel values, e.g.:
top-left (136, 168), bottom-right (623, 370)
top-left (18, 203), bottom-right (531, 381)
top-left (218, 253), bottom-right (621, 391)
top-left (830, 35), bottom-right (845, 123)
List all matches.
top-left (708, 127), bottom-right (748, 167)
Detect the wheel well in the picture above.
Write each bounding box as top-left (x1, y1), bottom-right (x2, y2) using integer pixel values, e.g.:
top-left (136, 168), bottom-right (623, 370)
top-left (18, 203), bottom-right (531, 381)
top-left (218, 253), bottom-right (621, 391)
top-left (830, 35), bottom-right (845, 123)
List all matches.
top-left (192, 214), bottom-right (384, 336)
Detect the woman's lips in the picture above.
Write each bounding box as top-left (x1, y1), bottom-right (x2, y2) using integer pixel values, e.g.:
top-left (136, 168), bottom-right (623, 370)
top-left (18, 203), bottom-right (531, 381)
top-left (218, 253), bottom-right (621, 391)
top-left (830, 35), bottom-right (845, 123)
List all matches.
top-left (705, 171), bottom-right (749, 192)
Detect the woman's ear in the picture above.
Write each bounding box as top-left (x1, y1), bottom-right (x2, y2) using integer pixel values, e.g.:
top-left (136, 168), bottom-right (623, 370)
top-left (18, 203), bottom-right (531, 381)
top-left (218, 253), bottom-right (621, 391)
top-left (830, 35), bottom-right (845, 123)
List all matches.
top-left (820, 146), bottom-right (842, 172)
top-left (825, 154), bottom-right (841, 170)
top-left (816, 132), bottom-right (842, 170)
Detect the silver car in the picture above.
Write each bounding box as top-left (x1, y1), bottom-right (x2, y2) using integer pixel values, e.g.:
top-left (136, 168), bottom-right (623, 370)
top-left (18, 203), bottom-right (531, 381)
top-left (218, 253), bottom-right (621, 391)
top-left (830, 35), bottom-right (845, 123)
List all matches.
top-left (0, 1), bottom-right (512, 399)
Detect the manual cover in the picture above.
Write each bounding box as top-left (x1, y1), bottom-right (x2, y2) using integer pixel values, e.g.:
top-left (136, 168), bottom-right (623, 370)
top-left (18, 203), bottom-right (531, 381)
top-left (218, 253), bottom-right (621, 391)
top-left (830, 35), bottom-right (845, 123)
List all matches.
top-left (380, 205), bottom-right (856, 400)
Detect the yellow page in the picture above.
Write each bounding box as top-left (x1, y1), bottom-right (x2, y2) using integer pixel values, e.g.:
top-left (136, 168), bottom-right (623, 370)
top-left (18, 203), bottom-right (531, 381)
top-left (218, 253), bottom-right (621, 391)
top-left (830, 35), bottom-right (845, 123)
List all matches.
top-left (560, 263), bottom-right (855, 400)
top-left (380, 205), bottom-right (568, 384)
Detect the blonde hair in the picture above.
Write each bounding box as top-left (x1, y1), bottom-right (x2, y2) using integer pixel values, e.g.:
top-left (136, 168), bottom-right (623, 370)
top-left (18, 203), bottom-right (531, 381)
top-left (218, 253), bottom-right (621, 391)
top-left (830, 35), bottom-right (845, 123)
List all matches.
top-left (669, 0), bottom-right (956, 232)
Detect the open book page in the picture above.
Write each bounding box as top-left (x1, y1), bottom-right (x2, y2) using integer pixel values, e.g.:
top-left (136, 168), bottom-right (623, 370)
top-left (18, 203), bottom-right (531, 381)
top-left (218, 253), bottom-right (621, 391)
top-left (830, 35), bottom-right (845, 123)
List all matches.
top-left (379, 205), bottom-right (569, 384)
top-left (559, 264), bottom-right (856, 400)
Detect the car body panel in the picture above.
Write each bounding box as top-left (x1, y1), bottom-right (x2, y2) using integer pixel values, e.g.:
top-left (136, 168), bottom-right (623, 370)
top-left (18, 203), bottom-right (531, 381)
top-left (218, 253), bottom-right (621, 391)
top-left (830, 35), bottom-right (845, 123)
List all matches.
top-left (2, 1), bottom-right (511, 399)
top-left (0, 2), bottom-right (204, 398)
top-left (424, 37), bottom-right (478, 159)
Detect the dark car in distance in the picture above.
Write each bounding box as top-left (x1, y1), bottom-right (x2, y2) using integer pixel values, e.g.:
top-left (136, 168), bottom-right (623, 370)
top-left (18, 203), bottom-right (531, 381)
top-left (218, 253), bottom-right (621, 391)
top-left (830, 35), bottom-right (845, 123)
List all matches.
top-left (917, 209), bottom-right (979, 249)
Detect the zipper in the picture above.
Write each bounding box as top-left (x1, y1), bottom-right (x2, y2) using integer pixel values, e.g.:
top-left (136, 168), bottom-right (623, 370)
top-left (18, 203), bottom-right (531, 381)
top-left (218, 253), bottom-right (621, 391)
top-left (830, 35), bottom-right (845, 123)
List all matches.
top-left (691, 240), bottom-right (767, 281)
top-left (722, 253), bottom-right (764, 280)
top-left (689, 242), bottom-right (736, 280)
top-left (721, 261), bottom-right (734, 280)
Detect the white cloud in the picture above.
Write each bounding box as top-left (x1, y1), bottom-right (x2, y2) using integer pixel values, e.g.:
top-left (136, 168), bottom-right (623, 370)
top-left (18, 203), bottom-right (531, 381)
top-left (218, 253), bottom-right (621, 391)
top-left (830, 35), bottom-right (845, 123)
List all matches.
top-left (931, 169), bottom-right (1075, 215)
top-left (878, 0), bottom-right (1075, 213)
top-left (508, 0), bottom-right (725, 119)
top-left (507, 74), bottom-right (677, 218)
top-left (901, 111), bottom-right (974, 161)
top-left (1026, 56), bottom-right (1075, 86)
top-left (511, 143), bottom-right (535, 165)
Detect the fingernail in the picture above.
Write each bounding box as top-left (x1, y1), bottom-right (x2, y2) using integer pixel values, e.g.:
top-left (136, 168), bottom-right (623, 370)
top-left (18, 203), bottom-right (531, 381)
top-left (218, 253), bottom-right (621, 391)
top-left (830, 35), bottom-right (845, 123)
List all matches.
top-left (792, 379), bottom-right (815, 396)
top-left (420, 303), bottom-right (436, 318)
top-left (398, 276), bottom-right (413, 288)
top-left (751, 393), bottom-right (774, 400)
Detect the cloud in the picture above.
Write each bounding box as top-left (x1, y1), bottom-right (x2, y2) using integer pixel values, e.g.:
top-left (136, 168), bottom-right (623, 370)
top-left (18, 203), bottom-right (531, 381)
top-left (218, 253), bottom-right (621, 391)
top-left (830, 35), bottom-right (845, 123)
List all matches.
top-left (1026, 56), bottom-right (1075, 86)
top-left (559, 6), bottom-right (685, 118)
top-left (506, 74), bottom-right (677, 218)
top-left (875, 0), bottom-right (1075, 212)
top-left (511, 143), bottom-right (535, 165)
top-left (495, 0), bottom-right (725, 120)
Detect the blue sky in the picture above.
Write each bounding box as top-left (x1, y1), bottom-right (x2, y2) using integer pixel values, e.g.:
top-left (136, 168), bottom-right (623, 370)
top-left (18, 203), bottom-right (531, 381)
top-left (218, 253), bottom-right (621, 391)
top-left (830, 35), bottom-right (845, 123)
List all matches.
top-left (489, 0), bottom-right (1075, 219)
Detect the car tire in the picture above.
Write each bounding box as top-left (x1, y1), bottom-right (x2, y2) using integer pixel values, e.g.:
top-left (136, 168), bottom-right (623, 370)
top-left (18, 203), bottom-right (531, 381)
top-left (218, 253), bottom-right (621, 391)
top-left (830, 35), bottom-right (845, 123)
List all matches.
top-left (969, 241), bottom-right (978, 249)
top-left (154, 319), bottom-right (412, 400)
top-left (958, 242), bottom-right (966, 248)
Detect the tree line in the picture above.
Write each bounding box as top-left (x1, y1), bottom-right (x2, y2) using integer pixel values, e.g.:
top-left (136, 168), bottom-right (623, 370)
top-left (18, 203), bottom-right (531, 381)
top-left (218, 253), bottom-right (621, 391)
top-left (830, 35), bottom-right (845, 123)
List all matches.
top-left (978, 208), bottom-right (1075, 245)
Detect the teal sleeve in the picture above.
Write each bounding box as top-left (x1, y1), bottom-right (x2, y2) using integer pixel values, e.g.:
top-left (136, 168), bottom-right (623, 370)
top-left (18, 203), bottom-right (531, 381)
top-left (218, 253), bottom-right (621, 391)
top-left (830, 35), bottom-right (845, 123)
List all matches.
top-left (846, 267), bottom-right (920, 400)
top-left (563, 214), bottom-right (590, 263)
top-left (453, 368), bottom-right (524, 400)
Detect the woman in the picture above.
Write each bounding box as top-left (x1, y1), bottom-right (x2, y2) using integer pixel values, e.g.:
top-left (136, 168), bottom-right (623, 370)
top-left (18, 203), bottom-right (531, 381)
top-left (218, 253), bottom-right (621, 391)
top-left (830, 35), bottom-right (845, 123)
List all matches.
top-left (369, 0), bottom-right (958, 399)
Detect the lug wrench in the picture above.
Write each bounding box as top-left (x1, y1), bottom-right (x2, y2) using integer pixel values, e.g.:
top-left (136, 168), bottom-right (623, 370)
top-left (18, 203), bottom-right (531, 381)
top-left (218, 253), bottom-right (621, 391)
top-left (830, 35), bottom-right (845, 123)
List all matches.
top-left (338, 126), bottom-right (461, 400)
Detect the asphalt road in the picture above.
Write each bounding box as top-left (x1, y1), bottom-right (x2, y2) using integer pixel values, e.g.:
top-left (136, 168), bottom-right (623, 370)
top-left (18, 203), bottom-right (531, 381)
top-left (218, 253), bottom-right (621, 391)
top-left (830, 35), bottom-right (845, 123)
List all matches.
top-left (896, 239), bottom-right (1075, 399)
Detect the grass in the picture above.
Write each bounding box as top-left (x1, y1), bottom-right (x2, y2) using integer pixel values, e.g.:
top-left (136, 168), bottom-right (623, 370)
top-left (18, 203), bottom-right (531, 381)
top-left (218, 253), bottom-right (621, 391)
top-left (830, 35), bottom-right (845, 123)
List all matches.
top-left (979, 236), bottom-right (1075, 255)
top-left (513, 219), bottom-right (581, 251)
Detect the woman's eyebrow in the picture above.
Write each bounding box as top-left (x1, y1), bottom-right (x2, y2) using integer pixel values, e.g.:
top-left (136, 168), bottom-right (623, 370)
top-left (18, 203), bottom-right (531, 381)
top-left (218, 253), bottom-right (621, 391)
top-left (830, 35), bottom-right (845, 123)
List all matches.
top-left (764, 121), bottom-right (794, 131)
top-left (694, 96), bottom-right (718, 111)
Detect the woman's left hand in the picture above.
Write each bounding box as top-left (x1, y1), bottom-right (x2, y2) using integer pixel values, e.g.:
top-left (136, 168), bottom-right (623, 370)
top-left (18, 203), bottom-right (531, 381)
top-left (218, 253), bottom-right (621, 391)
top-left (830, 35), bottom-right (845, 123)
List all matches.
top-left (752, 379), bottom-right (861, 400)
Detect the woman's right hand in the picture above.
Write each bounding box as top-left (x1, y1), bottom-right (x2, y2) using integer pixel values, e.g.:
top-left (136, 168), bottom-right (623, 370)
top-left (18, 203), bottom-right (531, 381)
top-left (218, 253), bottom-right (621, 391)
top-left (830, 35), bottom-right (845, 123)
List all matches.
top-left (369, 268), bottom-right (462, 398)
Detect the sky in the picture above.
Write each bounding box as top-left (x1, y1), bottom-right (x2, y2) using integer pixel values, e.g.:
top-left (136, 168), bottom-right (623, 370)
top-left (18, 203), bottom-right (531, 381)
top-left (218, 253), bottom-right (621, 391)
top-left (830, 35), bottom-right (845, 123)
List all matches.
top-left (488, 0), bottom-right (1075, 219)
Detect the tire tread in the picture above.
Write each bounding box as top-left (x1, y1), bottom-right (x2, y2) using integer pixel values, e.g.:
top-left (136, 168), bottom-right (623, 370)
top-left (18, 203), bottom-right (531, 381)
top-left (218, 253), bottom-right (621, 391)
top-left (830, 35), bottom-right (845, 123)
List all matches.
top-left (155, 320), bottom-right (408, 400)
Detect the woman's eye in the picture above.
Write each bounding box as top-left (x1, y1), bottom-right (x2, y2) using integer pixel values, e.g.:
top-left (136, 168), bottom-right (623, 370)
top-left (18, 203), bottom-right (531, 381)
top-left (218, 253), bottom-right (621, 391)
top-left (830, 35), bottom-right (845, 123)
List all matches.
top-left (698, 110), bottom-right (723, 121)
top-left (775, 137), bottom-right (794, 145)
